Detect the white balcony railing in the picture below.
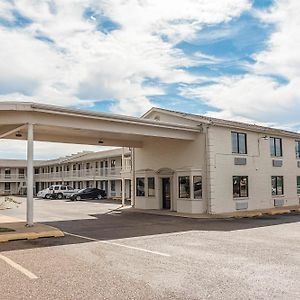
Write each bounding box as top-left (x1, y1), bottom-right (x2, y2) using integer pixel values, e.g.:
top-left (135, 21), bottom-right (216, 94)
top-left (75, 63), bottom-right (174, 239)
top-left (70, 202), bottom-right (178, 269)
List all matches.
top-left (0, 174), bottom-right (27, 181)
top-left (33, 167), bottom-right (127, 181)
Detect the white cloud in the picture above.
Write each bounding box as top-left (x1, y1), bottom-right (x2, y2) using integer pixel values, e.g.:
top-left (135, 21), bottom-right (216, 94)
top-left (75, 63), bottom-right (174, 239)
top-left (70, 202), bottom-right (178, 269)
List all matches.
top-left (0, 0), bottom-right (250, 116)
top-left (181, 0), bottom-right (300, 128)
top-left (0, 139), bottom-right (112, 160)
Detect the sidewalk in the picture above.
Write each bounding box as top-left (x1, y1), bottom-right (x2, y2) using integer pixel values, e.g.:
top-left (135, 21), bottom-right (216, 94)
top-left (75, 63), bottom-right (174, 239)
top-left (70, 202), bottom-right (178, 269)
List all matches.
top-left (128, 205), bottom-right (300, 219)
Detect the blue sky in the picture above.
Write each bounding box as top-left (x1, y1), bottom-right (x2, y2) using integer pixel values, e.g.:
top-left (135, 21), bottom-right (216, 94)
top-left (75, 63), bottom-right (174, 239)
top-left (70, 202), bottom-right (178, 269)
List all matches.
top-left (0, 0), bottom-right (299, 158)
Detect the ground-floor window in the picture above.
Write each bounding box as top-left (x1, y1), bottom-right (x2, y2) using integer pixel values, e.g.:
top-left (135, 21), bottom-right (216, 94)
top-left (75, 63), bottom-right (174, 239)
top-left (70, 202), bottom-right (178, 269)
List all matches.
top-left (193, 176), bottom-right (202, 199)
top-left (4, 182), bottom-right (11, 191)
top-left (136, 177), bottom-right (145, 196)
top-left (111, 180), bottom-right (116, 192)
top-left (233, 176), bottom-right (248, 198)
top-left (178, 176), bottom-right (190, 198)
top-left (148, 177), bottom-right (155, 197)
top-left (271, 176), bottom-right (284, 196)
top-left (297, 177), bottom-right (300, 194)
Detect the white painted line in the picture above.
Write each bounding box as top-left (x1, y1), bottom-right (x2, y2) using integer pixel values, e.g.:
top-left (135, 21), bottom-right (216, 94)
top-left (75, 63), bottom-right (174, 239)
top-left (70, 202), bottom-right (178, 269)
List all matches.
top-left (101, 240), bottom-right (171, 257)
top-left (0, 254), bottom-right (38, 280)
top-left (64, 232), bottom-right (171, 257)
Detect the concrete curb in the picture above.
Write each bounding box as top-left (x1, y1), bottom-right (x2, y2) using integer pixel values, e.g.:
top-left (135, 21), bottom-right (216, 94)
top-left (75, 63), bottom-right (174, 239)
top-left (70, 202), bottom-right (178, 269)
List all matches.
top-left (0, 222), bottom-right (64, 243)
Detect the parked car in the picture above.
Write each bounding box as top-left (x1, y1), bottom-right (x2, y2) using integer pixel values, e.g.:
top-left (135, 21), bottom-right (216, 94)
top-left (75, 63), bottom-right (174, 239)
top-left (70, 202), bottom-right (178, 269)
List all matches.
top-left (69, 188), bottom-right (106, 201)
top-left (37, 185), bottom-right (79, 199)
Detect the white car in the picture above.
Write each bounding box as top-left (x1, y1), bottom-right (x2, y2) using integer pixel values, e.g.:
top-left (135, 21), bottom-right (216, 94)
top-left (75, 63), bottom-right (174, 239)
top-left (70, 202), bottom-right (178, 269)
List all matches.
top-left (37, 185), bottom-right (79, 199)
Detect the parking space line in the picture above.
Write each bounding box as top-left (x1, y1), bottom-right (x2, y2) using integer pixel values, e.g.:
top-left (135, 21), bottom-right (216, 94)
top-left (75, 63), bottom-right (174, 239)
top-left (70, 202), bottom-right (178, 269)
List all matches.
top-left (0, 254), bottom-right (38, 280)
top-left (64, 232), bottom-right (171, 257)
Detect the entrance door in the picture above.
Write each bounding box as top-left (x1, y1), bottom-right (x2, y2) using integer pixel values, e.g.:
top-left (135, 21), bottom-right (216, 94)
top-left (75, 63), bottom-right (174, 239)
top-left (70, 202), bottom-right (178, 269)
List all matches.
top-left (162, 178), bottom-right (171, 209)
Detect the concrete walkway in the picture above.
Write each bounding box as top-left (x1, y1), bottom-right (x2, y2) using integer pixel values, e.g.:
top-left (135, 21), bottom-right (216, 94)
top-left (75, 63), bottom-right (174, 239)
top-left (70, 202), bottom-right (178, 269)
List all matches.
top-left (128, 205), bottom-right (300, 219)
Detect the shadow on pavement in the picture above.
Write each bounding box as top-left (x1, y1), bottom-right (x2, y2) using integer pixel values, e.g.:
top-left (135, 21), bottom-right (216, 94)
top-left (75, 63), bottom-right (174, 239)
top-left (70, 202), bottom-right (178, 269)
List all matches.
top-left (1, 210), bottom-right (299, 253)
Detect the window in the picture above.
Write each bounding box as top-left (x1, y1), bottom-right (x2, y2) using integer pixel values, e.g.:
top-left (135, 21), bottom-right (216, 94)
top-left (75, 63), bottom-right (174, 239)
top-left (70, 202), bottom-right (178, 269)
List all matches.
top-left (111, 180), bottom-right (116, 192)
top-left (231, 132), bottom-right (247, 154)
top-left (297, 177), bottom-right (300, 194)
top-left (4, 182), bottom-right (10, 191)
top-left (19, 168), bottom-right (25, 178)
top-left (233, 176), bottom-right (248, 198)
top-left (5, 169), bottom-right (11, 178)
top-left (148, 177), bottom-right (155, 197)
top-left (270, 137), bottom-right (282, 157)
top-left (136, 178), bottom-right (145, 196)
top-left (193, 176), bottom-right (202, 199)
top-left (272, 176), bottom-right (284, 195)
top-left (111, 160), bottom-right (116, 169)
top-left (86, 163), bottom-right (90, 169)
top-left (296, 141), bottom-right (300, 159)
top-left (178, 176), bottom-right (190, 198)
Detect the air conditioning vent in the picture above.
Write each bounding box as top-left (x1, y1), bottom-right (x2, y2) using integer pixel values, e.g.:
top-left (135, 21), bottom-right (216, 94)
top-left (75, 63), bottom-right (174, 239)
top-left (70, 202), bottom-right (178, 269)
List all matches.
top-left (272, 160), bottom-right (283, 167)
top-left (236, 202), bottom-right (248, 210)
top-left (234, 157), bottom-right (247, 165)
top-left (274, 198), bottom-right (284, 207)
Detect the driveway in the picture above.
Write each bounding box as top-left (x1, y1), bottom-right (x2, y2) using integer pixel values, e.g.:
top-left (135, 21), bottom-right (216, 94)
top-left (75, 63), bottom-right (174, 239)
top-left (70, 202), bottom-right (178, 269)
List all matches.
top-left (0, 197), bottom-right (299, 300)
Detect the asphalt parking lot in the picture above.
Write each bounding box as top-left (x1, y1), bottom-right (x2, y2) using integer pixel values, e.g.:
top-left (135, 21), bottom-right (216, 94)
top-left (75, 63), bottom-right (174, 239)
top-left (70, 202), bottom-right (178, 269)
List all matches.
top-left (0, 197), bottom-right (300, 300)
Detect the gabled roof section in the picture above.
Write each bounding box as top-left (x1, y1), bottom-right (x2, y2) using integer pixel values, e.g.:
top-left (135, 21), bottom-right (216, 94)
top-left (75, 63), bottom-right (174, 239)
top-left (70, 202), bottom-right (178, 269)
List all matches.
top-left (142, 107), bottom-right (300, 139)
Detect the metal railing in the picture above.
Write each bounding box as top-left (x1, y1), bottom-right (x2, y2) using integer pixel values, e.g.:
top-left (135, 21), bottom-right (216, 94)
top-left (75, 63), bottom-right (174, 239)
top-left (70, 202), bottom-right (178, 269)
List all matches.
top-left (0, 174), bottom-right (26, 181)
top-left (33, 167), bottom-right (128, 181)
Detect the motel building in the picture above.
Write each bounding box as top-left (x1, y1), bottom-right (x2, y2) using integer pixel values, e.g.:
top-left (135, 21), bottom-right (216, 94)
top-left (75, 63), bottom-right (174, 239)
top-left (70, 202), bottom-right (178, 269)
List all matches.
top-left (0, 102), bottom-right (300, 225)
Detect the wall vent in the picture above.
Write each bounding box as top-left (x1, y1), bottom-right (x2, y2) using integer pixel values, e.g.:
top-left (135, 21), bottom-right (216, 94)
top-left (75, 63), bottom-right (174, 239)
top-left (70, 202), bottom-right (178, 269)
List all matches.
top-left (234, 157), bottom-right (247, 165)
top-left (272, 160), bottom-right (283, 167)
top-left (274, 198), bottom-right (284, 207)
top-left (236, 202), bottom-right (248, 210)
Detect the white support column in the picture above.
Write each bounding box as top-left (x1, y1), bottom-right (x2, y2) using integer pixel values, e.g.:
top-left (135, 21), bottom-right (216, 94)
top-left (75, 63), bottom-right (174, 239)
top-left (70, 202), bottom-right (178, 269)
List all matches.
top-left (130, 148), bottom-right (135, 207)
top-left (26, 123), bottom-right (34, 227)
top-left (121, 147), bottom-right (125, 206)
top-left (121, 178), bottom-right (125, 206)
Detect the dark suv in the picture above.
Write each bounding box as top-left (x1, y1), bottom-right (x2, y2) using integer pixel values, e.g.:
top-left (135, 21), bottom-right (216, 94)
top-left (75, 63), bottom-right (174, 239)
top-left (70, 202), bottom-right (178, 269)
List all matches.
top-left (70, 188), bottom-right (106, 201)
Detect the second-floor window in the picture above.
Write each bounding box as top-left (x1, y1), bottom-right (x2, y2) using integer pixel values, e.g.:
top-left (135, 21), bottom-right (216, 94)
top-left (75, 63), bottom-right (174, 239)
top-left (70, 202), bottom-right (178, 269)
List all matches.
top-left (295, 141), bottom-right (300, 159)
top-left (231, 132), bottom-right (247, 154)
top-left (111, 160), bottom-right (116, 169)
top-left (270, 137), bottom-right (282, 157)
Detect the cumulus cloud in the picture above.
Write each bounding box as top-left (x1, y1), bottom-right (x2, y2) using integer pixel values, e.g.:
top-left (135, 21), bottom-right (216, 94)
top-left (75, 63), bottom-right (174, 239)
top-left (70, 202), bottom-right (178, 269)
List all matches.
top-left (0, 0), bottom-right (250, 116)
top-left (181, 0), bottom-right (300, 128)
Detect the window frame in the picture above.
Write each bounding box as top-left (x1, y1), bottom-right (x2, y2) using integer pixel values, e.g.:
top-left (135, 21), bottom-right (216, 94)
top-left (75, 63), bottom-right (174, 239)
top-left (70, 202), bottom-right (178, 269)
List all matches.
top-left (297, 176), bottom-right (300, 195)
top-left (178, 176), bottom-right (191, 199)
top-left (233, 176), bottom-right (249, 198)
top-left (147, 177), bottom-right (155, 197)
top-left (136, 177), bottom-right (145, 197)
top-left (270, 137), bottom-right (283, 157)
top-left (231, 132), bottom-right (247, 154)
top-left (295, 141), bottom-right (300, 159)
top-left (271, 176), bottom-right (284, 196)
top-left (193, 176), bottom-right (202, 199)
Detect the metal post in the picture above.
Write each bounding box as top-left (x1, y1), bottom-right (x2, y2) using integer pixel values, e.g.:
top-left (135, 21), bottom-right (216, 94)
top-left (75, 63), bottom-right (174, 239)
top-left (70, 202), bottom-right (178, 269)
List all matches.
top-left (26, 123), bottom-right (34, 227)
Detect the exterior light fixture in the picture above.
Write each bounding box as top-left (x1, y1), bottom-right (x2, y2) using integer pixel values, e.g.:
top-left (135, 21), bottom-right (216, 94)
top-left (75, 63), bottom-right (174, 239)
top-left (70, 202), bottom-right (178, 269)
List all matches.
top-left (98, 140), bottom-right (104, 144)
top-left (15, 131), bottom-right (22, 137)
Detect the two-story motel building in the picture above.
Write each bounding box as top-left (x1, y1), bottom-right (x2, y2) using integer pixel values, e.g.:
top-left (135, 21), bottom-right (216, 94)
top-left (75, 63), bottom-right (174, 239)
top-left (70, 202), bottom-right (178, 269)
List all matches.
top-left (0, 102), bottom-right (300, 220)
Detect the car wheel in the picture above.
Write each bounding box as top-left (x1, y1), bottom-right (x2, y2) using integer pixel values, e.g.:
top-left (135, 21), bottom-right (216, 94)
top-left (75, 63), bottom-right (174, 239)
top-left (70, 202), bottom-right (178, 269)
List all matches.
top-left (57, 193), bottom-right (63, 200)
top-left (97, 194), bottom-right (102, 200)
top-left (45, 194), bottom-right (51, 199)
top-left (76, 195), bottom-right (81, 201)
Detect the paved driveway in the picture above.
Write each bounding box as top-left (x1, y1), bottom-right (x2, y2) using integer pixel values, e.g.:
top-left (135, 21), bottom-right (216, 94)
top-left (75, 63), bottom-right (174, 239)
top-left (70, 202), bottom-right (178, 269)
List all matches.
top-left (0, 197), bottom-right (299, 300)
